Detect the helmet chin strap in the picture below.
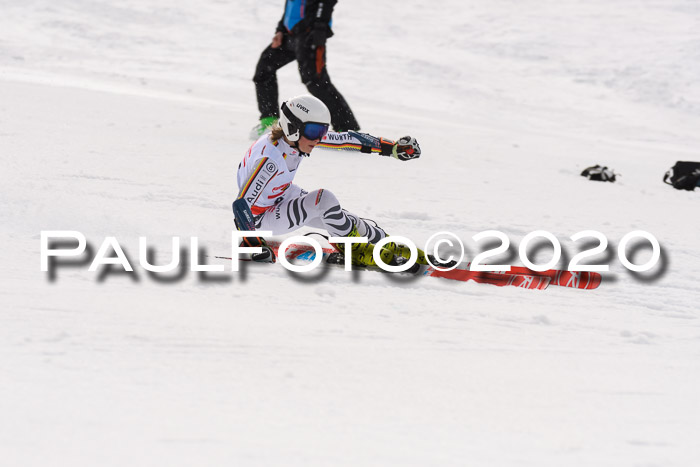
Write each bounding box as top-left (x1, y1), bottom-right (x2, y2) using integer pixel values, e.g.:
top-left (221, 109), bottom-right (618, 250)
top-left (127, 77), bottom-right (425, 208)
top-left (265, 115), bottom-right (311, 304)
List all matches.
top-left (283, 135), bottom-right (310, 156)
top-left (282, 131), bottom-right (298, 147)
top-left (295, 140), bottom-right (311, 157)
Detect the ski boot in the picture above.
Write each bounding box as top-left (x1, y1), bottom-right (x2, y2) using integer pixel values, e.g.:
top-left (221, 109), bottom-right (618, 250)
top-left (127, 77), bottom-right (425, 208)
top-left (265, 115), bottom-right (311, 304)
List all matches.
top-left (332, 226), bottom-right (394, 267)
top-left (249, 116), bottom-right (278, 139)
top-left (383, 241), bottom-right (429, 265)
top-left (383, 239), bottom-right (459, 268)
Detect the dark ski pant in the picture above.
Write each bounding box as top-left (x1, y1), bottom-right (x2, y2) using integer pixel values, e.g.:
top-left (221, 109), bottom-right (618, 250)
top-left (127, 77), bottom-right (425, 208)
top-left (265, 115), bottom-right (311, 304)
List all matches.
top-left (253, 34), bottom-right (360, 132)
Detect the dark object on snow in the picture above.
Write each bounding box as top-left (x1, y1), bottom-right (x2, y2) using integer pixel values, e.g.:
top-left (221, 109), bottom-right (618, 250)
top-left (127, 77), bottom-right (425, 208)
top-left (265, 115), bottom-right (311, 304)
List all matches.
top-left (663, 161), bottom-right (700, 191)
top-left (581, 164), bottom-right (617, 182)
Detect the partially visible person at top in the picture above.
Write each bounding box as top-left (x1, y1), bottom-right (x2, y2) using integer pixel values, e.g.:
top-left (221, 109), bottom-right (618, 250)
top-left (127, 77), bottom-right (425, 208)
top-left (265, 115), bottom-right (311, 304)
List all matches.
top-left (251, 0), bottom-right (359, 138)
top-left (235, 94), bottom-right (425, 267)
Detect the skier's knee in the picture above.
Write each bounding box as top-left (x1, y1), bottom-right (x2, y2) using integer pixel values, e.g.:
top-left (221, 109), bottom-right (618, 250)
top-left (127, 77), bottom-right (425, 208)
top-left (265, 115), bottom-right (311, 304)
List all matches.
top-left (311, 189), bottom-right (354, 236)
top-left (309, 188), bottom-right (340, 215)
top-left (253, 69), bottom-right (273, 85)
top-left (253, 61), bottom-right (277, 84)
top-left (303, 70), bottom-right (332, 88)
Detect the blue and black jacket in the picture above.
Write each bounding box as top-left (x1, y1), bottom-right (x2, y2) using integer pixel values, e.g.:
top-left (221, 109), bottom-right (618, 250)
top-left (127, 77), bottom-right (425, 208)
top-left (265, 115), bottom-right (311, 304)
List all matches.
top-left (276, 0), bottom-right (336, 37)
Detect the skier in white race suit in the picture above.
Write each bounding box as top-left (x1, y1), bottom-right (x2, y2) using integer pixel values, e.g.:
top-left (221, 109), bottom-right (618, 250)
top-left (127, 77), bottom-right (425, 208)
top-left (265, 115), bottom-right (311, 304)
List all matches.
top-left (235, 94), bottom-right (423, 266)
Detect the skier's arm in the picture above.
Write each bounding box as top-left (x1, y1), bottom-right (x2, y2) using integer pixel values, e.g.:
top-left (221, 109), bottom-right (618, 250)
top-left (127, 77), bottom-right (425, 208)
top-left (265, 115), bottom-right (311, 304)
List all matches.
top-left (235, 157), bottom-right (279, 219)
top-left (233, 157), bottom-right (278, 261)
top-left (305, 0), bottom-right (336, 48)
top-left (318, 131), bottom-right (421, 161)
top-left (310, 0), bottom-right (336, 25)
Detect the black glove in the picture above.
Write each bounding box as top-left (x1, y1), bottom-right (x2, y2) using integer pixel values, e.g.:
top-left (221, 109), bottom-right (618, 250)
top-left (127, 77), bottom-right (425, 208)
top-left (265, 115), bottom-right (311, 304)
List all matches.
top-left (310, 22), bottom-right (327, 50)
top-left (240, 236), bottom-right (276, 263)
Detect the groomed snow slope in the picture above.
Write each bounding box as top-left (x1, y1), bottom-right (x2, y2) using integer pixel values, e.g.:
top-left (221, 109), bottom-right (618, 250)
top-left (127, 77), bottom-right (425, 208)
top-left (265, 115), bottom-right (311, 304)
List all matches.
top-left (1, 1), bottom-right (700, 466)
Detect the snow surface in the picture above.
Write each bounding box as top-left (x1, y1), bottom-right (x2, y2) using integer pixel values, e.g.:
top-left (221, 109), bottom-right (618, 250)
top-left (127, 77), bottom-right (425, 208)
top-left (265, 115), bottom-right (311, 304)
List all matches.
top-left (2, 1), bottom-right (700, 466)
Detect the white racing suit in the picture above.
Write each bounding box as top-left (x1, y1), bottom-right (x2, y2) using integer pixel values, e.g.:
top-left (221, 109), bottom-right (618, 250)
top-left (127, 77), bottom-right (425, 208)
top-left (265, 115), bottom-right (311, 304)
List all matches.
top-left (235, 132), bottom-right (388, 242)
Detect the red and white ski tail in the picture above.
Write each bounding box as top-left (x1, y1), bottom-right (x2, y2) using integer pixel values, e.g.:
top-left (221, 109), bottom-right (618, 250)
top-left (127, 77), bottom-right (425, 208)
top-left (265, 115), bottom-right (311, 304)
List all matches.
top-left (424, 268), bottom-right (551, 290)
top-left (487, 265), bottom-right (601, 290)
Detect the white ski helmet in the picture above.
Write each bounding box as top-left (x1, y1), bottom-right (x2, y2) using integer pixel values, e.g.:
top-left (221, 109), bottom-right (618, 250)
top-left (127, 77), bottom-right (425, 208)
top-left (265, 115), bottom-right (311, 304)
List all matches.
top-left (279, 94), bottom-right (331, 142)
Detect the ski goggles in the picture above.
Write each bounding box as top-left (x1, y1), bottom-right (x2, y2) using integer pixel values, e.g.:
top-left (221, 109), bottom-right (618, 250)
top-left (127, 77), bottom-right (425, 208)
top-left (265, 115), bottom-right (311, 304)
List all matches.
top-left (301, 122), bottom-right (329, 140)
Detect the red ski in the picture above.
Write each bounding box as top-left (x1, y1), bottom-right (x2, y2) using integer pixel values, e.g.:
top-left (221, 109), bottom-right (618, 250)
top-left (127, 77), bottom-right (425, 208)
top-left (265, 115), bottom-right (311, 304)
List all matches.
top-left (424, 267), bottom-right (550, 290)
top-left (506, 265), bottom-right (601, 290)
top-left (229, 240), bottom-right (602, 290)
top-left (465, 264), bottom-right (601, 290)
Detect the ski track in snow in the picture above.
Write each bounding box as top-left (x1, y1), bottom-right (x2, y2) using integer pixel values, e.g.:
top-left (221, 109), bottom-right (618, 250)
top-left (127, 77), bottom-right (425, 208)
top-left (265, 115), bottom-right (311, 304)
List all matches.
top-left (2, 1), bottom-right (700, 466)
